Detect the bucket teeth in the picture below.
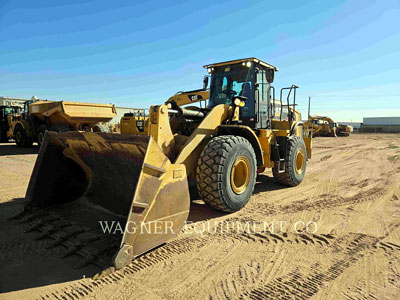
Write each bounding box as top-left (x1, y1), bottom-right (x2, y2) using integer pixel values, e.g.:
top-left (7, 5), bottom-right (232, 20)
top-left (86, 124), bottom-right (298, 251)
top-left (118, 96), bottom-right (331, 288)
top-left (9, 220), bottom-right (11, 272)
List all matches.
top-left (74, 254), bottom-right (97, 269)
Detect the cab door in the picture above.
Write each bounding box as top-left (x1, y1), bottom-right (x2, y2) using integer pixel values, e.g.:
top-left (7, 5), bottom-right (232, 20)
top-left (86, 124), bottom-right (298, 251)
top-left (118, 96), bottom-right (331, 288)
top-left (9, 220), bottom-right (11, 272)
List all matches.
top-left (255, 69), bottom-right (271, 129)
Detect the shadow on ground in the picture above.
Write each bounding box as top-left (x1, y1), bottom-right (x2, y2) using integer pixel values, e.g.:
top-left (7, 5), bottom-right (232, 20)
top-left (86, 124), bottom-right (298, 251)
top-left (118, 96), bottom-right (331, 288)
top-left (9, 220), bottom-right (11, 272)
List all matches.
top-left (0, 142), bottom-right (39, 156)
top-left (187, 174), bottom-right (286, 222)
top-left (0, 198), bottom-right (104, 293)
top-left (0, 175), bottom-right (286, 293)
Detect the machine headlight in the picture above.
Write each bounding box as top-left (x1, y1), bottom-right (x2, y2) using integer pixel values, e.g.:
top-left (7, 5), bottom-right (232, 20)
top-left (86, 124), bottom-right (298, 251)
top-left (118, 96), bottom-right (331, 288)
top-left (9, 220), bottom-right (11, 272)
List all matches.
top-left (234, 98), bottom-right (245, 107)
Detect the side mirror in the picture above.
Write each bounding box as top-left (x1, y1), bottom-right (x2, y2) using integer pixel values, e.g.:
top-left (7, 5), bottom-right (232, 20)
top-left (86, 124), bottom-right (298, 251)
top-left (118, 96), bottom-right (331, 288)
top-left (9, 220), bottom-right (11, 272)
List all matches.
top-left (266, 69), bottom-right (274, 83)
top-left (203, 76), bottom-right (209, 90)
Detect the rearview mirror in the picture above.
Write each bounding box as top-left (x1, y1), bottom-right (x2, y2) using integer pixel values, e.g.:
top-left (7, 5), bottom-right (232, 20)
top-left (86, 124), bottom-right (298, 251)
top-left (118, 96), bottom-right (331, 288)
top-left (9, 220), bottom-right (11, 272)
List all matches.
top-left (203, 76), bottom-right (209, 90)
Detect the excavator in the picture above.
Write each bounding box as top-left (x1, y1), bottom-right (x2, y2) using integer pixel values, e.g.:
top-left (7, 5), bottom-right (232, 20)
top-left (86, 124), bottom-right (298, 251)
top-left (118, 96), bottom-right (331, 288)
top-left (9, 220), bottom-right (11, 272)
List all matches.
top-left (12, 58), bottom-right (312, 277)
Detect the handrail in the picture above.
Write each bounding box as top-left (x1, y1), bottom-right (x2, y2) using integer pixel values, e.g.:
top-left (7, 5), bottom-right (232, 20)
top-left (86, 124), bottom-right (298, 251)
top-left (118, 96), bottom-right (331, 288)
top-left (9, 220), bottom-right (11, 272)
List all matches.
top-left (279, 85), bottom-right (299, 129)
top-left (268, 85), bottom-right (275, 120)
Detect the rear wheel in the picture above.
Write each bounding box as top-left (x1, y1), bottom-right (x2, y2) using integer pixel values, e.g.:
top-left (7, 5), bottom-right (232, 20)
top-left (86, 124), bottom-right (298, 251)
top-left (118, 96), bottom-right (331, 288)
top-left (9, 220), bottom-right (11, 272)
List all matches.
top-left (92, 124), bottom-right (110, 133)
top-left (15, 126), bottom-right (33, 148)
top-left (273, 136), bottom-right (307, 186)
top-left (196, 135), bottom-right (257, 212)
top-left (37, 125), bottom-right (47, 147)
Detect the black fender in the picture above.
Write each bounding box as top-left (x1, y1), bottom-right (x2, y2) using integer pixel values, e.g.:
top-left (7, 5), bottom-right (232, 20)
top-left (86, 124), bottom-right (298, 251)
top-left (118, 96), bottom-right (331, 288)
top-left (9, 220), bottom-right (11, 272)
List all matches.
top-left (217, 125), bottom-right (263, 167)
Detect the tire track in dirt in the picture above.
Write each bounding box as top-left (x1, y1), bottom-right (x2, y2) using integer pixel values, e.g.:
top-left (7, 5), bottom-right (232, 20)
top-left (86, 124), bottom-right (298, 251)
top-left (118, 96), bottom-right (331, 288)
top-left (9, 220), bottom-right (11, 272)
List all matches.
top-left (209, 260), bottom-right (263, 300)
top-left (38, 227), bottom-right (337, 299)
top-left (238, 234), bottom-right (380, 300)
top-left (208, 227), bottom-right (400, 300)
top-left (38, 197), bottom-right (397, 299)
top-left (5, 135), bottom-right (398, 300)
top-left (243, 186), bottom-right (388, 218)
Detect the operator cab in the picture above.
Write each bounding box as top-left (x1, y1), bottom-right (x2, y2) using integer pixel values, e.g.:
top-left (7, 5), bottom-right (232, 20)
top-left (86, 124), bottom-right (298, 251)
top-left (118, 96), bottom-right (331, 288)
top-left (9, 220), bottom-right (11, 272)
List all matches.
top-left (204, 57), bottom-right (297, 130)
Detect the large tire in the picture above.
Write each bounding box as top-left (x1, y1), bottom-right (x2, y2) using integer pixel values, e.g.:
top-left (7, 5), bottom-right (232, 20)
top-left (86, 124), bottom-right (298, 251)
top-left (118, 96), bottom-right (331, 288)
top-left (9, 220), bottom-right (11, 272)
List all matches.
top-left (14, 126), bottom-right (33, 148)
top-left (92, 124), bottom-right (110, 133)
top-left (37, 124), bottom-right (48, 147)
top-left (273, 136), bottom-right (307, 186)
top-left (196, 135), bottom-right (257, 212)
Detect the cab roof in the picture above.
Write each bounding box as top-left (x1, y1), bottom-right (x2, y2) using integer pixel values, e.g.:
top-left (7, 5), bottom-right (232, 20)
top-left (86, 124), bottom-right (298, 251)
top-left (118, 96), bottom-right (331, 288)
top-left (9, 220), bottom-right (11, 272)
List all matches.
top-left (203, 57), bottom-right (278, 71)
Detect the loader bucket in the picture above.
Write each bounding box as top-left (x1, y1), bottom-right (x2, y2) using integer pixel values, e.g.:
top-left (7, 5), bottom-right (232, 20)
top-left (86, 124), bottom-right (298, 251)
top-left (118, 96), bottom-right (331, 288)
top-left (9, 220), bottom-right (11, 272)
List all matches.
top-left (23, 131), bottom-right (190, 272)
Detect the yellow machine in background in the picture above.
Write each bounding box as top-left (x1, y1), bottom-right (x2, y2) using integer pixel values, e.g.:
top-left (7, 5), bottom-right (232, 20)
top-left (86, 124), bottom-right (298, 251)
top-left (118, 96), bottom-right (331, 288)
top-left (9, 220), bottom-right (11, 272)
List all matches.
top-left (0, 98), bottom-right (26, 142)
top-left (304, 115), bottom-right (337, 137)
top-left (13, 58), bottom-right (312, 277)
top-left (7, 99), bottom-right (116, 147)
top-left (304, 116), bottom-right (353, 137)
top-left (120, 109), bottom-right (149, 135)
top-left (336, 123), bottom-right (353, 136)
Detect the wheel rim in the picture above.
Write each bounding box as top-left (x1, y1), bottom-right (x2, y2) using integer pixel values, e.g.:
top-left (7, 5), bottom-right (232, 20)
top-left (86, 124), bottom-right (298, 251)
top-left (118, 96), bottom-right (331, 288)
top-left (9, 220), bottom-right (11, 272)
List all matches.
top-left (295, 149), bottom-right (305, 175)
top-left (16, 131), bottom-right (22, 143)
top-left (230, 156), bottom-right (251, 194)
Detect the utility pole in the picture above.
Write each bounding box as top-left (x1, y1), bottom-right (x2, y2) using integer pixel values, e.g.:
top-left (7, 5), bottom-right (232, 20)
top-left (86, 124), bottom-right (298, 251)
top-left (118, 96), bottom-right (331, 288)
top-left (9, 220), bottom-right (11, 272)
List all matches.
top-left (308, 96), bottom-right (311, 119)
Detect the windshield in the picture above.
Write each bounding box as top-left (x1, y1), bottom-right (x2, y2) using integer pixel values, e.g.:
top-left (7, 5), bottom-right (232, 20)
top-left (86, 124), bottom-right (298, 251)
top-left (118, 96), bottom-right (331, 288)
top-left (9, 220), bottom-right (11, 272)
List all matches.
top-left (209, 64), bottom-right (254, 117)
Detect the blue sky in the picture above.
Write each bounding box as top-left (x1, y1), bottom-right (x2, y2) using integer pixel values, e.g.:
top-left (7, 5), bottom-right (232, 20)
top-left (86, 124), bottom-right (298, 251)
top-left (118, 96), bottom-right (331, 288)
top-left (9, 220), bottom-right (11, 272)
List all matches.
top-left (1, 0), bottom-right (399, 121)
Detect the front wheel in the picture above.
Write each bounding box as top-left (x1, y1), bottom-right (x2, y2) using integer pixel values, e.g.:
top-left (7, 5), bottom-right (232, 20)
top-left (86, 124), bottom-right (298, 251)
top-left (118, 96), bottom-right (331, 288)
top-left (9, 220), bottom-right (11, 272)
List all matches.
top-left (15, 126), bottom-right (33, 148)
top-left (196, 135), bottom-right (257, 212)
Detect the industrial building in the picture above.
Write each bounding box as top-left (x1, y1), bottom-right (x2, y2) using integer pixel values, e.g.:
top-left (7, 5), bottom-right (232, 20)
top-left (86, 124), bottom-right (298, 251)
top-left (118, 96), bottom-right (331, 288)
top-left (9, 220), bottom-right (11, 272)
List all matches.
top-left (360, 117), bottom-right (400, 133)
top-left (0, 96), bottom-right (28, 108)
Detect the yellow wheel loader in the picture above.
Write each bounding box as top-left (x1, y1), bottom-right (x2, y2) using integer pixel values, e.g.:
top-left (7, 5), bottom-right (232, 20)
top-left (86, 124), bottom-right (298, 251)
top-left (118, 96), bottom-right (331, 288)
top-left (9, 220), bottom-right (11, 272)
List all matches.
top-left (12, 58), bottom-right (312, 277)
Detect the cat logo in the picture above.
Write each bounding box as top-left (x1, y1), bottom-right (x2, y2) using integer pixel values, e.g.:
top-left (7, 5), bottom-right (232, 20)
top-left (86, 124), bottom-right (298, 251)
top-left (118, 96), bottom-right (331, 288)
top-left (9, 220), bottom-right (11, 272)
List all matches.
top-left (188, 94), bottom-right (203, 102)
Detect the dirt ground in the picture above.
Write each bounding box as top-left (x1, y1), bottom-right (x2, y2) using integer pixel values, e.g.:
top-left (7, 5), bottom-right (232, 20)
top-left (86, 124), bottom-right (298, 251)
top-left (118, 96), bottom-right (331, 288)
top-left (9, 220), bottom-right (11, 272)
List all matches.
top-left (1, 134), bottom-right (400, 300)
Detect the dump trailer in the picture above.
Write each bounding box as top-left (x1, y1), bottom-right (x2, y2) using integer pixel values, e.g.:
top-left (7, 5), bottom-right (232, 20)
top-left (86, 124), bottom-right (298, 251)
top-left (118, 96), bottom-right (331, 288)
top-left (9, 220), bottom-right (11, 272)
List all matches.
top-left (0, 97), bottom-right (26, 142)
top-left (12, 58), bottom-right (312, 278)
top-left (8, 99), bottom-right (116, 147)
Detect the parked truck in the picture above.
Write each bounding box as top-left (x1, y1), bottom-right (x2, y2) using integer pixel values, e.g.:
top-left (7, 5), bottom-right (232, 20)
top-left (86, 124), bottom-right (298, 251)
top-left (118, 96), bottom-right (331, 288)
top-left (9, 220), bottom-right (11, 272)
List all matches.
top-left (0, 97), bottom-right (27, 142)
top-left (8, 99), bottom-right (116, 147)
